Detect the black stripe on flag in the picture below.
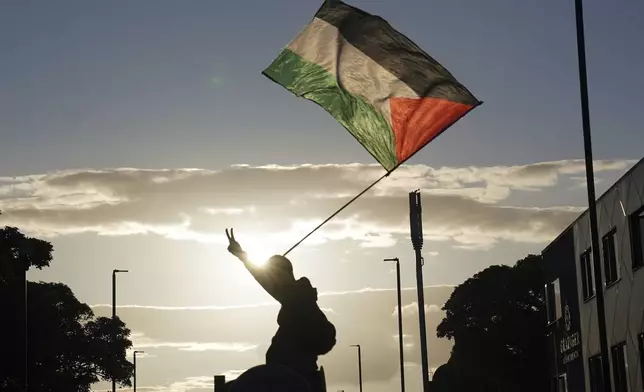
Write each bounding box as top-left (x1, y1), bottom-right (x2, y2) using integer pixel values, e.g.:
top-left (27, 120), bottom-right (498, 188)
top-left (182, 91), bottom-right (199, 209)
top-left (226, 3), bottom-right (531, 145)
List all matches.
top-left (315, 0), bottom-right (479, 105)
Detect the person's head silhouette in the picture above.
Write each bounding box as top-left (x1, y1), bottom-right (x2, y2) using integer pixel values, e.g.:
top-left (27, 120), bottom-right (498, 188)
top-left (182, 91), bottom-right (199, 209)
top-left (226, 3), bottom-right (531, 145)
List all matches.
top-left (267, 255), bottom-right (295, 282)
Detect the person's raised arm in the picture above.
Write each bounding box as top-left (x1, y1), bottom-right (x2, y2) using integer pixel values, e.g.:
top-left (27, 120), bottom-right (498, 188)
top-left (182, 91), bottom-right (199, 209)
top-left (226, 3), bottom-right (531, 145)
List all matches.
top-left (225, 228), bottom-right (285, 302)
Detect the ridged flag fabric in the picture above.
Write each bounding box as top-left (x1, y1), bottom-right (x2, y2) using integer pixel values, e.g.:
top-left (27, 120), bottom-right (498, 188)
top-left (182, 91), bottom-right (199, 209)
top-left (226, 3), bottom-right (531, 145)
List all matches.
top-left (263, 0), bottom-right (480, 172)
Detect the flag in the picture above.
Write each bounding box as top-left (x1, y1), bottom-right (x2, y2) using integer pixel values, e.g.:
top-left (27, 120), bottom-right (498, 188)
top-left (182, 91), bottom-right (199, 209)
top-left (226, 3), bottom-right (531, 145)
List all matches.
top-left (263, 0), bottom-right (480, 172)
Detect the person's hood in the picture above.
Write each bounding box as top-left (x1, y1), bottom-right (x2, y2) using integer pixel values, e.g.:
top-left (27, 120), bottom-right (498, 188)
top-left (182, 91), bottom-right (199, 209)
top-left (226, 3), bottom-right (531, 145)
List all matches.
top-left (296, 277), bottom-right (318, 302)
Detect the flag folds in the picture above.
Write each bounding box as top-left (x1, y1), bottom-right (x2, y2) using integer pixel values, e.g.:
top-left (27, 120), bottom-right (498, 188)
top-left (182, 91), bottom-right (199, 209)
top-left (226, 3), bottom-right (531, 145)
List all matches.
top-left (263, 0), bottom-right (480, 172)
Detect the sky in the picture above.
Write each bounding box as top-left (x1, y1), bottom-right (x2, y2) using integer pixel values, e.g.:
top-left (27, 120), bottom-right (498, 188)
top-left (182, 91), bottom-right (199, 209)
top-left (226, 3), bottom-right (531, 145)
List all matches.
top-left (1, 0), bottom-right (643, 391)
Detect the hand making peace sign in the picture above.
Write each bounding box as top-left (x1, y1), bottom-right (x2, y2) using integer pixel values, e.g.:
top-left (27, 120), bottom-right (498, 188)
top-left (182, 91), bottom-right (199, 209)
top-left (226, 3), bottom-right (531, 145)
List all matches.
top-left (225, 228), bottom-right (244, 257)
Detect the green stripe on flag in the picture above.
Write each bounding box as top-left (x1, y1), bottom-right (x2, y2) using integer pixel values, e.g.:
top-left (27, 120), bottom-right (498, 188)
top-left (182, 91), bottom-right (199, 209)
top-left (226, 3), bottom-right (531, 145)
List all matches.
top-left (263, 49), bottom-right (398, 171)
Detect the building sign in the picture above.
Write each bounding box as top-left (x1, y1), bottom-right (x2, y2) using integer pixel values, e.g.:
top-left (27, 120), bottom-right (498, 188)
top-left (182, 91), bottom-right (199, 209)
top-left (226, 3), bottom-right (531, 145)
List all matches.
top-left (543, 227), bottom-right (585, 391)
top-left (559, 303), bottom-right (580, 364)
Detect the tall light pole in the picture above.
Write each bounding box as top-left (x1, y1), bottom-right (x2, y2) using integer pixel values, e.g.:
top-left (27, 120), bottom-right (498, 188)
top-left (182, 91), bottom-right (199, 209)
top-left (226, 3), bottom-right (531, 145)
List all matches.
top-left (21, 261), bottom-right (29, 392)
top-left (573, 0), bottom-right (611, 390)
top-left (385, 258), bottom-right (405, 392)
top-left (351, 344), bottom-right (363, 392)
top-left (133, 350), bottom-right (144, 392)
top-left (112, 269), bottom-right (128, 392)
top-left (409, 190), bottom-right (430, 392)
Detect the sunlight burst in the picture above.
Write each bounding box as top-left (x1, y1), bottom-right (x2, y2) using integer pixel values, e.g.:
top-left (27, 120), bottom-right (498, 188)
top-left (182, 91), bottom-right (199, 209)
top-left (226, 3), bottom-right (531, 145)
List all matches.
top-left (243, 242), bottom-right (273, 267)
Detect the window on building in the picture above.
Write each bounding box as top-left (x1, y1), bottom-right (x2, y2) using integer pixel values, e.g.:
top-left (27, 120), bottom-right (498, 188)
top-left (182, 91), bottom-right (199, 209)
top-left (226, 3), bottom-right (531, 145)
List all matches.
top-left (631, 207), bottom-right (644, 270)
top-left (611, 342), bottom-right (629, 392)
top-left (581, 249), bottom-right (595, 300)
top-left (545, 278), bottom-right (562, 324)
top-left (602, 229), bottom-right (619, 285)
top-left (589, 354), bottom-right (605, 392)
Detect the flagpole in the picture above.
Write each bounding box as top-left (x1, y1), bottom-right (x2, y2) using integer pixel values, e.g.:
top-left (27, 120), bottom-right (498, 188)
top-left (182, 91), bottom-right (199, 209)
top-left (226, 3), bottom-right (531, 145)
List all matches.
top-left (574, 0), bottom-right (611, 390)
top-left (283, 170), bottom-right (391, 256)
top-left (280, 97), bottom-right (480, 257)
top-left (281, 100), bottom-right (483, 257)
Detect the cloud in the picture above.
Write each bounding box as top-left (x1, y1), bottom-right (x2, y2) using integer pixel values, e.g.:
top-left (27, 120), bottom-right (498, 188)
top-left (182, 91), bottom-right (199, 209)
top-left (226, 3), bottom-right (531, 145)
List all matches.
top-left (89, 285), bottom-right (457, 387)
top-left (392, 334), bottom-right (416, 348)
top-left (318, 285), bottom-right (455, 297)
top-left (393, 302), bottom-right (442, 317)
top-left (129, 331), bottom-right (257, 353)
top-left (0, 159), bottom-right (633, 250)
top-left (125, 349), bottom-right (156, 360)
top-left (90, 303), bottom-right (277, 311)
top-left (166, 376), bottom-right (213, 392)
top-left (220, 370), bottom-right (246, 381)
top-left (89, 285), bottom-right (455, 312)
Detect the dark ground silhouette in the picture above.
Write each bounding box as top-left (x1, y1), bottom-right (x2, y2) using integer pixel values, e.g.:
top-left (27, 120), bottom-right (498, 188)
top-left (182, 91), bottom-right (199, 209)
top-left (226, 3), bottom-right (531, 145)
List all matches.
top-left (0, 226), bottom-right (134, 391)
top-left (430, 254), bottom-right (548, 392)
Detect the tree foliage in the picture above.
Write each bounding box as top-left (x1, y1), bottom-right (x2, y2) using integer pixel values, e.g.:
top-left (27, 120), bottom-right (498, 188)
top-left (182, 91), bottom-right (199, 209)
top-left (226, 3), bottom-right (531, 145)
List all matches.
top-left (0, 226), bottom-right (53, 283)
top-left (432, 255), bottom-right (548, 392)
top-left (0, 226), bottom-right (134, 391)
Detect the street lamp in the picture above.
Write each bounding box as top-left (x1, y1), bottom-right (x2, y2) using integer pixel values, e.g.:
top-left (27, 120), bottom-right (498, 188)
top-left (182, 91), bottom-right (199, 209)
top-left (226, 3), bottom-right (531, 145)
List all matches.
top-left (133, 350), bottom-right (144, 392)
top-left (351, 344), bottom-right (363, 392)
top-left (385, 257), bottom-right (405, 392)
top-left (112, 269), bottom-right (128, 392)
top-left (21, 260), bottom-right (29, 391)
top-left (409, 190), bottom-right (430, 392)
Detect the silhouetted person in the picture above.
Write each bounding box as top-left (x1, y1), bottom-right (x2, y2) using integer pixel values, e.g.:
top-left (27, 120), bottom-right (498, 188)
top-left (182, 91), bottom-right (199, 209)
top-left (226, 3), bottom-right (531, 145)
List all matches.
top-left (226, 229), bottom-right (336, 392)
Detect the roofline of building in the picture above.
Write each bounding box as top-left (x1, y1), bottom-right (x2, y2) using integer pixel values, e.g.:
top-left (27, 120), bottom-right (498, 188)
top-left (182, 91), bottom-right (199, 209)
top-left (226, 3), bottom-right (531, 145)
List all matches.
top-left (541, 156), bottom-right (644, 255)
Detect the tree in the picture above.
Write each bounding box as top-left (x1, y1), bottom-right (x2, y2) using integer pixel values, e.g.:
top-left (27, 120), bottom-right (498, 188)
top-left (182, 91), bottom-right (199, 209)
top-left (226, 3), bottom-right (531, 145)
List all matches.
top-left (434, 255), bottom-right (548, 392)
top-left (0, 225), bottom-right (53, 283)
top-left (0, 226), bottom-right (134, 391)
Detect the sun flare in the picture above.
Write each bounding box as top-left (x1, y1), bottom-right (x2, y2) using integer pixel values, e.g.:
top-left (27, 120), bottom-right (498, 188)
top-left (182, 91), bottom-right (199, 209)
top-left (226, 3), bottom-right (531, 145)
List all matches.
top-left (243, 243), bottom-right (273, 267)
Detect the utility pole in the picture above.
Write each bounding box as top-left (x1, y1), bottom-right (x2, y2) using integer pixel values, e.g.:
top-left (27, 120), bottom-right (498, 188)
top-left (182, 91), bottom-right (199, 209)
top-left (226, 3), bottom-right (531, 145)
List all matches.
top-left (385, 258), bottom-right (406, 392)
top-left (112, 269), bottom-right (128, 392)
top-left (409, 191), bottom-right (429, 392)
top-left (133, 350), bottom-right (144, 392)
top-left (20, 262), bottom-right (28, 392)
top-left (351, 344), bottom-right (363, 392)
top-left (573, 0), bottom-right (611, 390)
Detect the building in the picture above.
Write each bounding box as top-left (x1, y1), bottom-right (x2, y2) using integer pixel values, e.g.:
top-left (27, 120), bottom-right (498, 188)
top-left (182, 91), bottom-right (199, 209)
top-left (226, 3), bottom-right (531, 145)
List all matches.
top-left (543, 157), bottom-right (644, 392)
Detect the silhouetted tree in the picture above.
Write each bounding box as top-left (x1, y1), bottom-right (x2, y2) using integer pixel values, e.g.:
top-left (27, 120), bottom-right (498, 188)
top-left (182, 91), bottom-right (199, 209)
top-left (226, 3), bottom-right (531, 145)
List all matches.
top-left (434, 255), bottom-right (548, 392)
top-left (0, 226), bottom-right (53, 284)
top-left (0, 226), bottom-right (134, 391)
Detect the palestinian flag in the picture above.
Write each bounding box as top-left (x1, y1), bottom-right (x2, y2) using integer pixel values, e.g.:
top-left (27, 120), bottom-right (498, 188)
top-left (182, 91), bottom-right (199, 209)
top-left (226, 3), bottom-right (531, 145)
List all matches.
top-left (263, 0), bottom-right (480, 172)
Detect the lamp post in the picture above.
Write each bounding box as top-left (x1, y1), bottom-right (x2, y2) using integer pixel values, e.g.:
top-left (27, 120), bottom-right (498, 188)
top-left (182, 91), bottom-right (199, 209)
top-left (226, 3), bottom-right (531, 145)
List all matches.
top-left (112, 269), bottom-right (128, 392)
top-left (351, 344), bottom-right (363, 392)
top-left (20, 261), bottom-right (29, 392)
top-left (133, 350), bottom-right (144, 392)
top-left (409, 190), bottom-right (430, 392)
top-left (573, 0), bottom-right (611, 389)
top-left (385, 257), bottom-right (405, 392)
